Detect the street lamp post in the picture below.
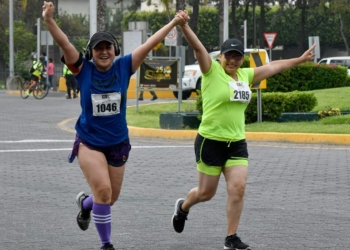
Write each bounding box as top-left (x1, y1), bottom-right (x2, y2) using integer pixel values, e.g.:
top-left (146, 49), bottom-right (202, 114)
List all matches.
top-left (9, 0), bottom-right (14, 77)
top-left (223, 0), bottom-right (228, 41)
top-left (90, 0), bottom-right (97, 37)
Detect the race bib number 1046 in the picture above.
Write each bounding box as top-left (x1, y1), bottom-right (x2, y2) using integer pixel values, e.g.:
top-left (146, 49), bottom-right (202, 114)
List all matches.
top-left (92, 92), bottom-right (121, 116)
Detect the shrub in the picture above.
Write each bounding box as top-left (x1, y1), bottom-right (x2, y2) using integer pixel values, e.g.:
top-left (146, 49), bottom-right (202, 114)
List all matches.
top-left (318, 106), bottom-right (341, 119)
top-left (196, 90), bottom-right (317, 124)
top-left (263, 62), bottom-right (348, 92)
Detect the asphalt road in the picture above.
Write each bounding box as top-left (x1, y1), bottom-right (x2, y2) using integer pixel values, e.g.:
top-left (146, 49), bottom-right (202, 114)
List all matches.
top-left (0, 92), bottom-right (349, 250)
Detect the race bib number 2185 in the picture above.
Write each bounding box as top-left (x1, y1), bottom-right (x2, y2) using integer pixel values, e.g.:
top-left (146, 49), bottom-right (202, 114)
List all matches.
top-left (228, 81), bottom-right (252, 104)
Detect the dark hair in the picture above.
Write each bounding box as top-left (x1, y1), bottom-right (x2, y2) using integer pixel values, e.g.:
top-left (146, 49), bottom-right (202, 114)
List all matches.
top-left (41, 52), bottom-right (47, 56)
top-left (49, 58), bottom-right (53, 62)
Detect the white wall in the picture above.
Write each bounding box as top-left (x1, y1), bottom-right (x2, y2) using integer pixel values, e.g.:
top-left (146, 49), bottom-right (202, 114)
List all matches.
top-left (140, 0), bottom-right (166, 12)
top-left (58, 0), bottom-right (134, 16)
top-left (58, 0), bottom-right (176, 15)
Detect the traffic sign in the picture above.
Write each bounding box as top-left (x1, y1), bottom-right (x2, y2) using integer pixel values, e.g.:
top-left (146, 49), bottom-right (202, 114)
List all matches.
top-left (263, 32), bottom-right (277, 49)
top-left (165, 28), bottom-right (177, 46)
top-left (250, 51), bottom-right (267, 89)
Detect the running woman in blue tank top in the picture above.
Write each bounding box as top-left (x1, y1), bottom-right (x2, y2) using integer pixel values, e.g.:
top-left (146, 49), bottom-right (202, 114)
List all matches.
top-left (42, 2), bottom-right (189, 249)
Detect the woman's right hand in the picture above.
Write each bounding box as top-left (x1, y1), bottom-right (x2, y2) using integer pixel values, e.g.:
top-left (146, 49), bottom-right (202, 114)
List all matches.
top-left (42, 1), bottom-right (54, 20)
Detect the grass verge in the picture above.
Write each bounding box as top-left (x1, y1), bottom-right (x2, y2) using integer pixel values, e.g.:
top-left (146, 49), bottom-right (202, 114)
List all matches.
top-left (126, 87), bottom-right (350, 134)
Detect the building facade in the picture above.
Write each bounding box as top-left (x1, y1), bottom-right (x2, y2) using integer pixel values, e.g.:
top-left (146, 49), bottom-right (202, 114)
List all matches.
top-left (57, 0), bottom-right (167, 16)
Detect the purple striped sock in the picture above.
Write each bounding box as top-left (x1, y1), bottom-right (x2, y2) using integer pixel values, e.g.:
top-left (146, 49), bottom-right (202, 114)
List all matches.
top-left (82, 195), bottom-right (94, 210)
top-left (93, 202), bottom-right (112, 246)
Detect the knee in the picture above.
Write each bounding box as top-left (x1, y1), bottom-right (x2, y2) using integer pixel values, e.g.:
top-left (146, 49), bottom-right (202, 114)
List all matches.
top-left (110, 189), bottom-right (122, 206)
top-left (94, 186), bottom-right (112, 204)
top-left (227, 181), bottom-right (246, 201)
top-left (197, 189), bottom-right (216, 202)
top-left (110, 196), bottom-right (118, 206)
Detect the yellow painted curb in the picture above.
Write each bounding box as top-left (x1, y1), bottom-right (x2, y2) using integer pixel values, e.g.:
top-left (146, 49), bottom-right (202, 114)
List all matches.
top-left (57, 118), bottom-right (350, 145)
top-left (6, 90), bottom-right (20, 95)
top-left (128, 128), bottom-right (350, 145)
top-left (128, 126), bottom-right (197, 140)
top-left (245, 132), bottom-right (350, 145)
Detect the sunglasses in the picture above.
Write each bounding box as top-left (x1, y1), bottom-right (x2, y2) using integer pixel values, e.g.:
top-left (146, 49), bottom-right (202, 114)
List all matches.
top-left (224, 52), bottom-right (243, 61)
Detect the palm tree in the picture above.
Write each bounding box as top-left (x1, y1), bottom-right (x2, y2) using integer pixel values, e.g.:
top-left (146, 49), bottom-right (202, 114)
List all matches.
top-left (146, 0), bottom-right (173, 21)
top-left (97, 0), bottom-right (107, 31)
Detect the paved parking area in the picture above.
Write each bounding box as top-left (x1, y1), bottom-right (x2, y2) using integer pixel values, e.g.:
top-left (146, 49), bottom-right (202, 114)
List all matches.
top-left (0, 93), bottom-right (349, 250)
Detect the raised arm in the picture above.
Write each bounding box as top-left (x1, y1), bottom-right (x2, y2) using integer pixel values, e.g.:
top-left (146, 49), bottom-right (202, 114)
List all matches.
top-left (252, 44), bottom-right (316, 84)
top-left (177, 10), bottom-right (212, 74)
top-left (42, 1), bottom-right (81, 72)
top-left (131, 12), bottom-right (188, 73)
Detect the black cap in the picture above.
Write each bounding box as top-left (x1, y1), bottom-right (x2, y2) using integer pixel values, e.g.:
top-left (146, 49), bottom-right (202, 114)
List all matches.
top-left (221, 38), bottom-right (244, 55)
top-left (89, 31), bottom-right (115, 48)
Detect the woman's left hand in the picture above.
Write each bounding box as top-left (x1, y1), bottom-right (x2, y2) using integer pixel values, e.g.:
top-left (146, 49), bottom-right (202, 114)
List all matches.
top-left (174, 10), bottom-right (190, 26)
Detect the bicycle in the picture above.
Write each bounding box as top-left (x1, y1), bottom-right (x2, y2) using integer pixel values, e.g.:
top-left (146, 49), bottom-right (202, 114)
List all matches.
top-left (20, 76), bottom-right (49, 99)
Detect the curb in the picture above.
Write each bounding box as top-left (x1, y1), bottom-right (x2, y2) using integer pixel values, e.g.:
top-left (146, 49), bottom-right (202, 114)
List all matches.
top-left (244, 132), bottom-right (350, 145)
top-left (58, 118), bottom-right (350, 145)
top-left (6, 90), bottom-right (20, 95)
top-left (129, 127), bottom-right (350, 145)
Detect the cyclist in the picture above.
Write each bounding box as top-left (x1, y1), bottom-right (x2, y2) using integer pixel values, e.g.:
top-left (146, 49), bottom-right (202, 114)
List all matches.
top-left (26, 56), bottom-right (45, 95)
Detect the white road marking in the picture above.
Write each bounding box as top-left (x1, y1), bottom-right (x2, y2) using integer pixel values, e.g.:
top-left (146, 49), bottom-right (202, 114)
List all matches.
top-left (0, 145), bottom-right (193, 153)
top-left (0, 140), bottom-right (73, 143)
top-left (0, 140), bottom-right (349, 153)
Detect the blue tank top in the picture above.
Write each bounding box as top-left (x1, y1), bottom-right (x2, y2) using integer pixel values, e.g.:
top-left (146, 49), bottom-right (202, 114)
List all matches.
top-left (74, 54), bottom-right (133, 147)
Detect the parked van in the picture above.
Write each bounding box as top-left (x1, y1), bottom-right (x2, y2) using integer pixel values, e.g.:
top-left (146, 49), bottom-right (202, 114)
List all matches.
top-left (174, 49), bottom-right (270, 100)
top-left (318, 57), bottom-right (350, 75)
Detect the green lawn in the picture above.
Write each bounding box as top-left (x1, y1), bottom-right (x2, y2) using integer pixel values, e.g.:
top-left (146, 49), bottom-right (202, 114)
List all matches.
top-left (0, 81), bottom-right (5, 90)
top-left (307, 87), bottom-right (350, 111)
top-left (126, 87), bottom-right (350, 134)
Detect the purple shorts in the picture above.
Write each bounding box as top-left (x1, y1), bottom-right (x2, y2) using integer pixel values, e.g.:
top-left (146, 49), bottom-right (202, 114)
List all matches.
top-left (68, 135), bottom-right (131, 167)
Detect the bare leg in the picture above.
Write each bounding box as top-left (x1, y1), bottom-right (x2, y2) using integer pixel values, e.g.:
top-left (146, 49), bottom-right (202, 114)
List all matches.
top-left (223, 166), bottom-right (248, 236)
top-left (181, 172), bottom-right (220, 212)
top-left (109, 163), bottom-right (125, 206)
top-left (78, 144), bottom-right (111, 204)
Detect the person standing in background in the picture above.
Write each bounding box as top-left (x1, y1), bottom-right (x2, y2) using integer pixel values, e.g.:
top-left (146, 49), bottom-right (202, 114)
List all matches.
top-left (41, 52), bottom-right (48, 66)
top-left (138, 89), bottom-right (158, 101)
top-left (47, 58), bottom-right (55, 90)
top-left (63, 64), bottom-right (77, 99)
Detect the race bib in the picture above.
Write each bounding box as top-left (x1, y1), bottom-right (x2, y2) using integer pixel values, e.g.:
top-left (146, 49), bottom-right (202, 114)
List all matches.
top-left (91, 92), bottom-right (121, 116)
top-left (228, 81), bottom-right (252, 103)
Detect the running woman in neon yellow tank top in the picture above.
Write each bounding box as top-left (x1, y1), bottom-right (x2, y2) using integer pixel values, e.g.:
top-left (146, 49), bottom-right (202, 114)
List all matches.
top-left (171, 10), bottom-right (316, 250)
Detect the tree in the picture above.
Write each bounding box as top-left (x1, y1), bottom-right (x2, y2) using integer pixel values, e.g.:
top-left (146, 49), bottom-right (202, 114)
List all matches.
top-left (293, 0), bottom-right (330, 53)
top-left (97, 0), bottom-right (107, 31)
top-left (125, 0), bottom-right (142, 12)
top-left (217, 0), bottom-right (224, 46)
top-left (186, 0), bottom-right (199, 64)
top-left (327, 0), bottom-right (350, 55)
top-left (4, 20), bottom-right (36, 78)
top-left (105, 6), bottom-right (125, 37)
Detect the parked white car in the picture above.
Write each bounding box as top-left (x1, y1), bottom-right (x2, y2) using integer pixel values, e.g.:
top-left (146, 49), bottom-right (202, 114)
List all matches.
top-left (174, 48), bottom-right (271, 100)
top-left (317, 57), bottom-right (350, 75)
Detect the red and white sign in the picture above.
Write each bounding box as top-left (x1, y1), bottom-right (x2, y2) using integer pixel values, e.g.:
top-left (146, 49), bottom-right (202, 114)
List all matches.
top-left (263, 32), bottom-right (277, 49)
top-left (165, 28), bottom-right (177, 46)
